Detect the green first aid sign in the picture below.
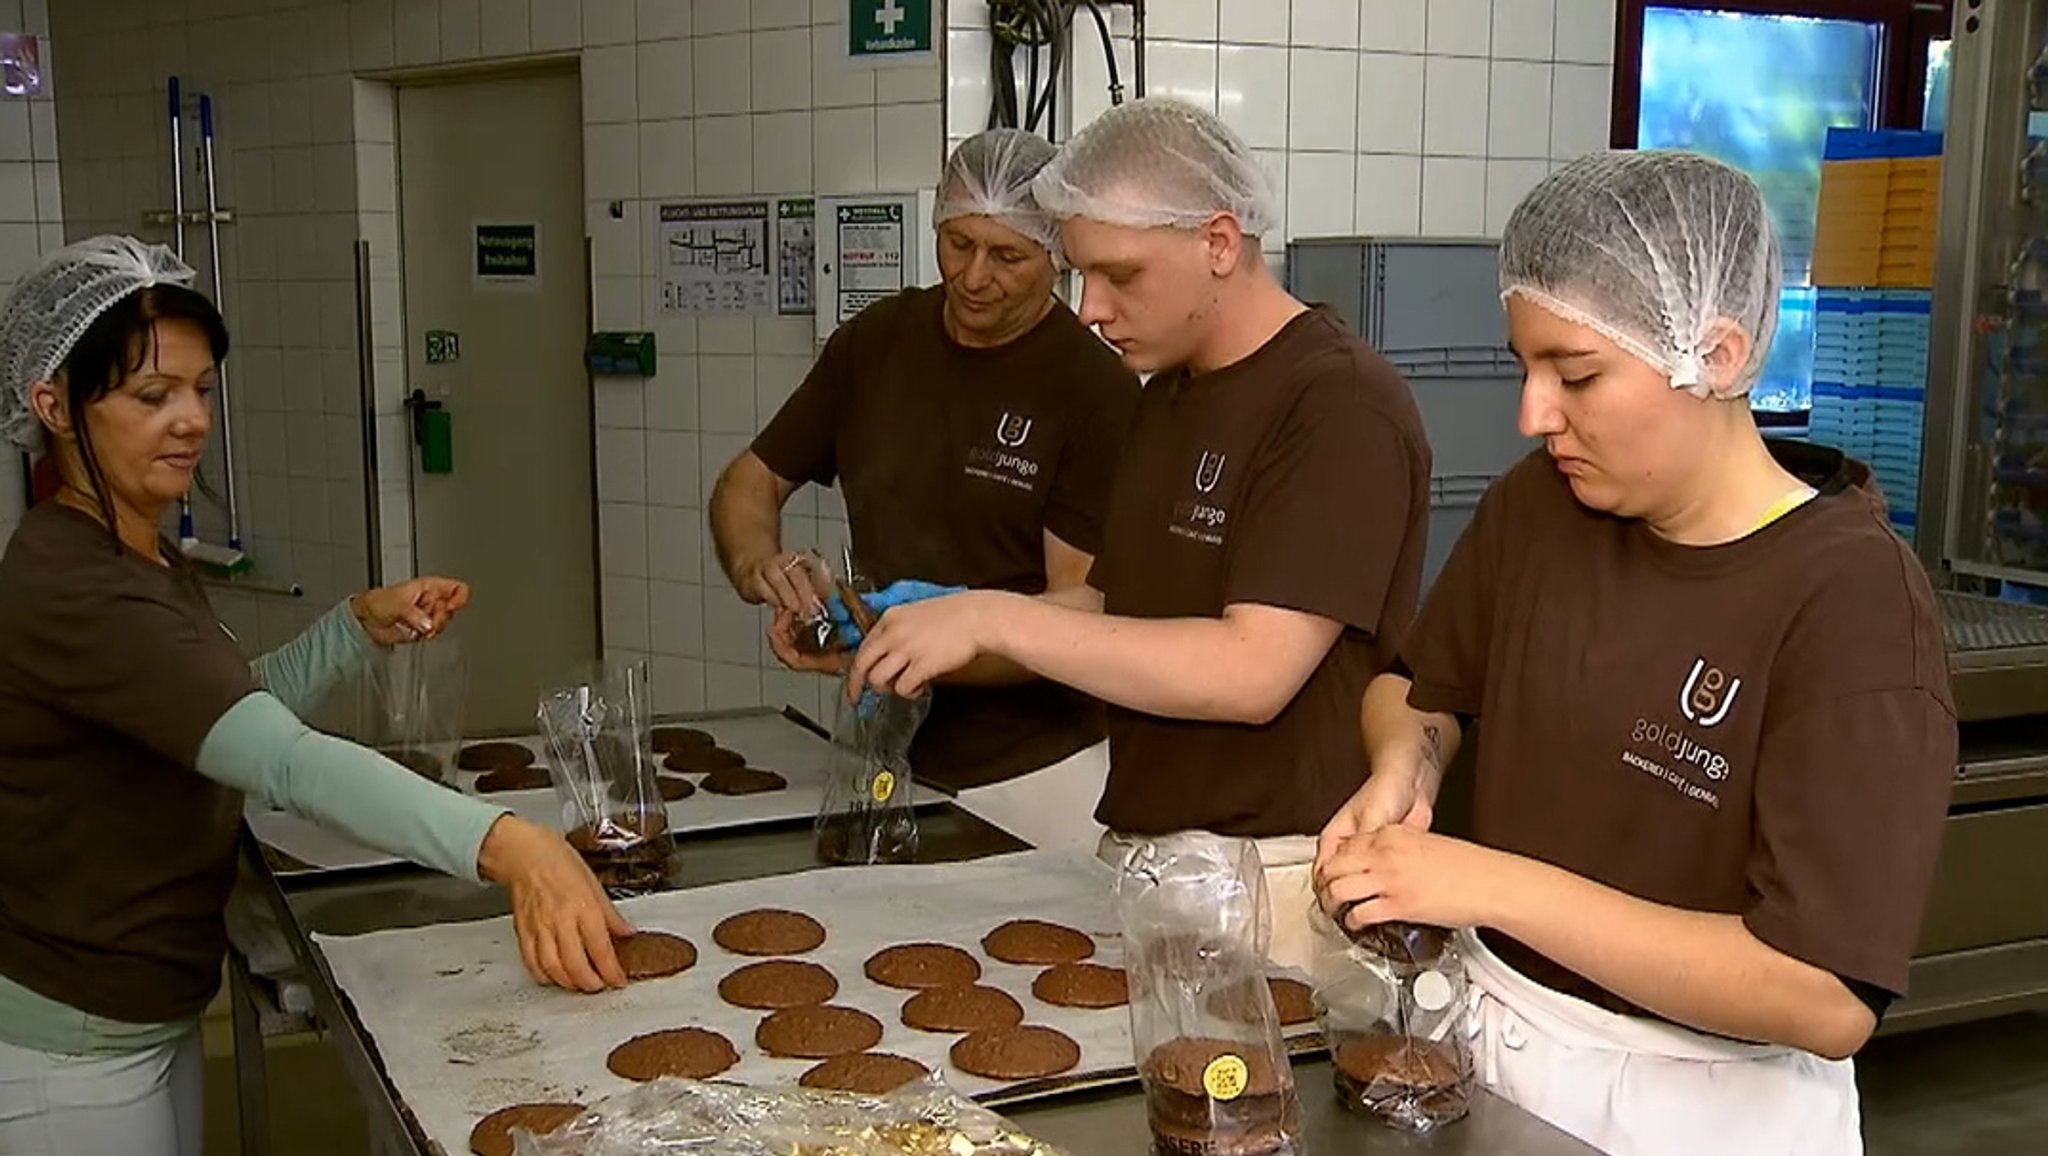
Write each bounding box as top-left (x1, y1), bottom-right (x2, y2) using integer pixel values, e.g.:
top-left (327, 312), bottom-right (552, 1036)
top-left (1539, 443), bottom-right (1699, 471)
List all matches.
top-left (847, 0), bottom-right (933, 59)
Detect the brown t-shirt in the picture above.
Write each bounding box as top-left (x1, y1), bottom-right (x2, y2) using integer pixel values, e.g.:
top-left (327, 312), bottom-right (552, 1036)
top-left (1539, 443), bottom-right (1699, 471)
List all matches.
top-left (1403, 442), bottom-right (1956, 1006)
top-left (753, 285), bottom-right (1140, 791)
top-left (1088, 308), bottom-right (1432, 836)
top-left (0, 503), bottom-right (258, 1024)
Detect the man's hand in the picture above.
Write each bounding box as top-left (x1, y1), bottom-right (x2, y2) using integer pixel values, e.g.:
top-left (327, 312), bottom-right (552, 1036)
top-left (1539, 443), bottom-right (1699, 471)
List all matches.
top-left (350, 577), bottom-right (471, 645)
top-left (477, 816), bottom-right (633, 993)
top-left (848, 590), bottom-right (1015, 698)
top-left (767, 608), bottom-right (854, 675)
top-left (1315, 765), bottom-right (1433, 884)
top-left (734, 550), bottom-right (822, 615)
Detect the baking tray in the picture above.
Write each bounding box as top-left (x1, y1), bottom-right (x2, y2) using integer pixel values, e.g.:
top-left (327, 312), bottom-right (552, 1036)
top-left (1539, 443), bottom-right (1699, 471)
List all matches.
top-left (311, 850), bottom-right (1321, 1152)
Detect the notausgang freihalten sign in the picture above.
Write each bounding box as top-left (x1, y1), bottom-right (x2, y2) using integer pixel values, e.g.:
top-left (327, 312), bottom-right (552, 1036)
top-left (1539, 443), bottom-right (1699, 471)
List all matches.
top-left (846, 0), bottom-right (933, 63)
top-left (474, 223), bottom-right (539, 282)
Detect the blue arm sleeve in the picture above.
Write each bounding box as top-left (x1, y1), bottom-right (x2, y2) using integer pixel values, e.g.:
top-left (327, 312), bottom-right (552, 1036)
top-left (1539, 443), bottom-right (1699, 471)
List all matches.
top-left (198, 692), bottom-right (506, 882)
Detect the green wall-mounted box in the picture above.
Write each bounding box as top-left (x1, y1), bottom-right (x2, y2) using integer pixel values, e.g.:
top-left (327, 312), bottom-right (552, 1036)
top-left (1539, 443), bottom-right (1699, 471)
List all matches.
top-left (585, 331), bottom-right (657, 377)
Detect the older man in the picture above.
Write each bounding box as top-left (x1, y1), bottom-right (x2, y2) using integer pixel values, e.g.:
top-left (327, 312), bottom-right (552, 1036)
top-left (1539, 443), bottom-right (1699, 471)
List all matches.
top-left (710, 129), bottom-right (1139, 854)
top-left (847, 101), bottom-right (1432, 967)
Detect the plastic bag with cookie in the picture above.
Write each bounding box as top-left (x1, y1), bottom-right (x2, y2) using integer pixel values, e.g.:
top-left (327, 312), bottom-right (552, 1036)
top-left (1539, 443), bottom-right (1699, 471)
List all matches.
top-left (538, 660), bottom-right (674, 894)
top-left (814, 674), bottom-right (929, 866)
top-left (1112, 833), bottom-right (1302, 1156)
top-left (1309, 905), bottom-right (1473, 1134)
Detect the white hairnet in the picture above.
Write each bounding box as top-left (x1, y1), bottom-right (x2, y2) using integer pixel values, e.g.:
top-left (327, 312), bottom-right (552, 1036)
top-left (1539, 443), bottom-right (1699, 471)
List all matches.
top-left (1499, 150), bottom-right (1781, 399)
top-left (0, 235), bottom-right (198, 451)
top-left (934, 128), bottom-right (1061, 255)
top-left (1031, 98), bottom-right (1277, 236)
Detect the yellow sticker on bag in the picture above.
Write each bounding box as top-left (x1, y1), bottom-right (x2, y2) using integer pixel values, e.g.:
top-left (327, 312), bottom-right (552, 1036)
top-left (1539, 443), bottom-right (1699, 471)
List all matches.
top-left (1202, 1054), bottom-right (1249, 1101)
top-left (870, 771), bottom-right (896, 803)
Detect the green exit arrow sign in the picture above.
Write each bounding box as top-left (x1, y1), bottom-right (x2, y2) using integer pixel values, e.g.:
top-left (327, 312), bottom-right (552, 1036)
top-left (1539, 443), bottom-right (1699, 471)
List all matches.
top-left (847, 0), bottom-right (933, 62)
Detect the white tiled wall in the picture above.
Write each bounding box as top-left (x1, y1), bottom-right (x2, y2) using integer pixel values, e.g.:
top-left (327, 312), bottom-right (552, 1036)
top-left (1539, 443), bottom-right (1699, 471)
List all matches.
top-left (26, 0), bottom-right (1615, 724)
top-left (947, 0), bottom-right (1616, 261)
top-left (0, 0), bottom-right (61, 553)
top-left (38, 0), bottom-right (933, 729)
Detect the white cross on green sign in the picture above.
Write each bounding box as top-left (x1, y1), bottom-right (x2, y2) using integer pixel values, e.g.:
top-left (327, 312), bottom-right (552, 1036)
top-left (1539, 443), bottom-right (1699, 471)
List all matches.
top-left (847, 0), bottom-right (931, 59)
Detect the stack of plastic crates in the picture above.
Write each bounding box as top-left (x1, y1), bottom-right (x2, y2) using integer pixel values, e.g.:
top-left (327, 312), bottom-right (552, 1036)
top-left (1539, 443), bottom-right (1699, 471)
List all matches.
top-left (1809, 290), bottom-right (1931, 542)
top-left (1812, 129), bottom-right (1942, 289)
top-left (1808, 128), bottom-right (1941, 544)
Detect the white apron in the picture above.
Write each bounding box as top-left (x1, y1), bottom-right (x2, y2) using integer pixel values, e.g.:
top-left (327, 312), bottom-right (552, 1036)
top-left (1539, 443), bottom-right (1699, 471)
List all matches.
top-left (954, 741), bottom-right (1111, 858)
top-left (1459, 929), bottom-right (1862, 1156)
top-left (1095, 832), bottom-right (1322, 975)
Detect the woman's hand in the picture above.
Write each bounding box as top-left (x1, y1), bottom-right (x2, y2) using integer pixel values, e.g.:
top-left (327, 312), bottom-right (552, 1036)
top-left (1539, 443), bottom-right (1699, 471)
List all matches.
top-left (350, 577), bottom-right (471, 645)
top-left (476, 816), bottom-right (633, 992)
top-left (1316, 824), bottom-right (1521, 933)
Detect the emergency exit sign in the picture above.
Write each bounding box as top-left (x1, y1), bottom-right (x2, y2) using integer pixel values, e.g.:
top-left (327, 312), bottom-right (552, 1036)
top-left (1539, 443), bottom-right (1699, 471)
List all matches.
top-left (847, 0), bottom-right (933, 62)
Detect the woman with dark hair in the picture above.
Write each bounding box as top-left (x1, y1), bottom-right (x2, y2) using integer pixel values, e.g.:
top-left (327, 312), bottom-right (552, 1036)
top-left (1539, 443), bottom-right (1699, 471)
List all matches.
top-left (0, 237), bottom-right (630, 1155)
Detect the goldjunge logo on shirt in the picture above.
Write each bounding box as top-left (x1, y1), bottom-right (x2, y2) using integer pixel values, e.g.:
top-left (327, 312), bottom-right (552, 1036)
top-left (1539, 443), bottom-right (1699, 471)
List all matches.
top-left (1619, 657), bottom-right (1746, 811)
top-left (964, 411), bottom-right (1042, 493)
top-left (1169, 450), bottom-right (1228, 546)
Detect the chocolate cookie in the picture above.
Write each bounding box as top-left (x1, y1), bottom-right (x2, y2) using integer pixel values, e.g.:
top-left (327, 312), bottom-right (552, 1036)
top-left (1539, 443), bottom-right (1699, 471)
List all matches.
top-left (713, 909), bottom-right (827, 956)
top-left (605, 1027), bottom-right (739, 1081)
top-left (756, 1004), bottom-right (885, 1059)
top-left (981, 919), bottom-right (1095, 965)
top-left (457, 741), bottom-right (536, 772)
top-left (664, 745), bottom-right (747, 774)
top-left (613, 931), bottom-right (697, 980)
top-left (474, 766), bottom-right (552, 793)
top-left (1268, 978), bottom-right (1315, 1027)
top-left (468, 1102), bottom-right (583, 1156)
top-left (718, 959), bottom-right (840, 1009)
top-left (700, 767), bottom-right (788, 796)
top-left (949, 1025), bottom-right (1081, 1081)
top-left (1145, 1037), bottom-right (1299, 1156)
top-left (1145, 1037), bottom-right (1288, 1098)
top-left (901, 984), bottom-right (1025, 1033)
top-left (865, 943), bottom-right (982, 990)
top-left (799, 1053), bottom-right (930, 1095)
top-left (383, 747), bottom-right (444, 780)
top-left (1032, 963), bottom-right (1130, 1009)
top-left (1333, 1033), bottom-right (1471, 1127)
top-left (612, 774), bottom-right (695, 803)
top-left (649, 726), bottom-right (715, 754)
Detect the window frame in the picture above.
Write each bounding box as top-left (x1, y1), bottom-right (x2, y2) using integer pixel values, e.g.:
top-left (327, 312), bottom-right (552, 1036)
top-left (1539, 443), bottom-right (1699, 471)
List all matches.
top-left (1612, 1), bottom-right (1955, 146)
top-left (1609, 0), bottom-right (1953, 424)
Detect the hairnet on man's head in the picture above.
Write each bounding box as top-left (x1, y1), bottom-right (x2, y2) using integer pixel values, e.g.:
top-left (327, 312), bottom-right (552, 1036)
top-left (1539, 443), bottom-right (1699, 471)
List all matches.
top-left (934, 128), bottom-right (1062, 255)
top-left (1031, 98), bottom-right (1277, 236)
top-left (0, 235), bottom-right (198, 452)
top-left (1499, 149), bottom-right (1781, 399)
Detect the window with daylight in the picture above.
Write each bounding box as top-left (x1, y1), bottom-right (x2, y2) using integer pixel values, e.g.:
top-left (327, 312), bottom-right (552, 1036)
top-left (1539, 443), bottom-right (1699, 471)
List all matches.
top-left (1615, 1), bottom-right (1953, 417)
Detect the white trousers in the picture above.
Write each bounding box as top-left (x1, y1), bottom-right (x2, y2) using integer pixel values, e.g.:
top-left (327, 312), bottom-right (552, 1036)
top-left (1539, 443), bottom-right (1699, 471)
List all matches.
top-left (955, 740), bottom-right (1111, 858)
top-left (1460, 930), bottom-right (1862, 1156)
top-left (1092, 831), bottom-right (1324, 976)
top-left (0, 1029), bottom-right (205, 1156)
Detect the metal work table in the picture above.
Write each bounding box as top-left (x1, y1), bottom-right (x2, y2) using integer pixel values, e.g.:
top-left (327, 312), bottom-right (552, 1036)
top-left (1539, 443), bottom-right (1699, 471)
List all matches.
top-left (242, 800), bottom-right (1598, 1156)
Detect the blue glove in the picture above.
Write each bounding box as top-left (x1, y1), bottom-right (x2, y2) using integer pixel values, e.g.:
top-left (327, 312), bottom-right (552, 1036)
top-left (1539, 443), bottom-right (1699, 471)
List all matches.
top-left (826, 579), bottom-right (966, 648)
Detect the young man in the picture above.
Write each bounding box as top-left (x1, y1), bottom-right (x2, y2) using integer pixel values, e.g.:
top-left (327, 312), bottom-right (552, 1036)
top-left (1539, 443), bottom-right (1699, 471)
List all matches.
top-left (709, 129), bottom-right (1139, 855)
top-left (848, 100), bottom-right (1432, 966)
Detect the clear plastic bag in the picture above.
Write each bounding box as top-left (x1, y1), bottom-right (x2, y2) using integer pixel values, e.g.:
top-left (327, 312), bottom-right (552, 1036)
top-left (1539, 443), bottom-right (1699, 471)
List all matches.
top-left (512, 1075), bottom-right (1069, 1156)
top-left (335, 637), bottom-right (467, 785)
top-left (788, 547), bottom-right (879, 659)
top-left (1112, 833), bottom-right (1303, 1156)
top-left (537, 660), bottom-right (673, 893)
top-left (814, 682), bottom-right (929, 865)
top-left (1310, 912), bottom-right (1473, 1134)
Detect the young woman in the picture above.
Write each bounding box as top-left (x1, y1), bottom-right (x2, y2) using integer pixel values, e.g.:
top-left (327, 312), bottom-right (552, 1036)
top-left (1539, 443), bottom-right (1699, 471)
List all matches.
top-left (0, 237), bottom-right (630, 1156)
top-left (1313, 152), bottom-right (1955, 1156)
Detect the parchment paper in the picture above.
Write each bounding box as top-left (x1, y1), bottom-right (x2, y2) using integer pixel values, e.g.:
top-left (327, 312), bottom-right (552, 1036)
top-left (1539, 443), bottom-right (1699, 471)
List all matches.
top-left (314, 852), bottom-right (1140, 1154)
top-left (250, 713), bottom-right (933, 873)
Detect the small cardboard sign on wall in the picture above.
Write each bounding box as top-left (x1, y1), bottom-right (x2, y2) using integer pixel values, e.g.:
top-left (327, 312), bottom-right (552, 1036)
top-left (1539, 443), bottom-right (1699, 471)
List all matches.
top-left (474, 222), bottom-right (540, 290)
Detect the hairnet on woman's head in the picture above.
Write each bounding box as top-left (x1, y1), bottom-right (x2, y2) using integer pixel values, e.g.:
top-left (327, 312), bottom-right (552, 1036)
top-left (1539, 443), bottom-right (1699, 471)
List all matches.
top-left (0, 235), bottom-right (199, 451)
top-left (934, 128), bottom-right (1062, 255)
top-left (1499, 149), bottom-right (1781, 399)
top-left (1031, 98), bottom-right (1277, 236)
